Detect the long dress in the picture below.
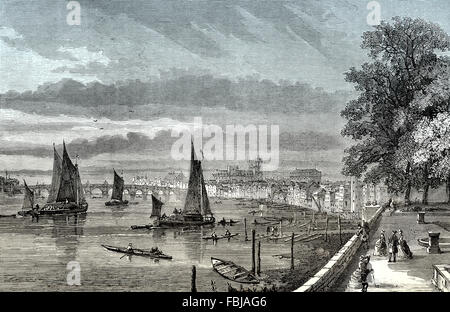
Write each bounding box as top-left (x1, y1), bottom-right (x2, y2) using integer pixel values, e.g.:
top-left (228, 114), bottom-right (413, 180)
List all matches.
top-left (399, 235), bottom-right (413, 259)
top-left (374, 235), bottom-right (387, 256)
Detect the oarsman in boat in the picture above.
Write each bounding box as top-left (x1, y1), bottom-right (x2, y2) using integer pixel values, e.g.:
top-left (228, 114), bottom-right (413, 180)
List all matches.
top-left (211, 231), bottom-right (218, 239)
top-left (150, 246), bottom-right (162, 255)
top-left (225, 229), bottom-right (231, 237)
top-left (126, 243), bottom-right (133, 253)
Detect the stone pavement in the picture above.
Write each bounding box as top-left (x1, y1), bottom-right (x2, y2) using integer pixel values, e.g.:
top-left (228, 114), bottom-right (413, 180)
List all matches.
top-left (335, 209), bottom-right (450, 292)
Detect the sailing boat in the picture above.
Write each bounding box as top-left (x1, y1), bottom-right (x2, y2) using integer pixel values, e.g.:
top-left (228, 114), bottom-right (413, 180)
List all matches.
top-left (155, 140), bottom-right (215, 227)
top-left (130, 194), bottom-right (164, 229)
top-left (18, 180), bottom-right (34, 216)
top-left (105, 169), bottom-right (128, 206)
top-left (39, 142), bottom-right (88, 215)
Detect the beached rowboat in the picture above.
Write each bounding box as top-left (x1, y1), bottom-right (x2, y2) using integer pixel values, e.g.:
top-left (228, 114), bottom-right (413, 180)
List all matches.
top-left (211, 257), bottom-right (259, 284)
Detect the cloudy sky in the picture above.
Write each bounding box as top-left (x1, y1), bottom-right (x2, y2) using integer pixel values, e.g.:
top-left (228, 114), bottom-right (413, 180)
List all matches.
top-left (1, 0), bottom-right (449, 183)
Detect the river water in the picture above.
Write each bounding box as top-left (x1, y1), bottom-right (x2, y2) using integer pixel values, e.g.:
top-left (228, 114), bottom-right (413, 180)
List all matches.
top-left (0, 193), bottom-right (291, 291)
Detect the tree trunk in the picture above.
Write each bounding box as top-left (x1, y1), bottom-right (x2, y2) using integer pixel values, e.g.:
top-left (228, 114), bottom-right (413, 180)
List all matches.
top-left (422, 183), bottom-right (429, 205)
top-left (447, 175), bottom-right (450, 204)
top-left (404, 184), bottom-right (412, 206)
top-left (422, 165), bottom-right (430, 206)
top-left (404, 162), bottom-right (412, 206)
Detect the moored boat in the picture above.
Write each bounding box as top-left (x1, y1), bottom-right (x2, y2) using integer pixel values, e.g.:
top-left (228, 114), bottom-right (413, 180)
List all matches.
top-left (105, 169), bottom-right (128, 206)
top-left (101, 244), bottom-right (172, 259)
top-left (211, 257), bottom-right (259, 284)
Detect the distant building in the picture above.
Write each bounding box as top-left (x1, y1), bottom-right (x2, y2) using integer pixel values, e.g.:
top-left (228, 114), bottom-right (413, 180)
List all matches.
top-left (212, 157), bottom-right (263, 182)
top-left (289, 168), bottom-right (322, 184)
top-left (0, 171), bottom-right (19, 193)
top-left (163, 171), bottom-right (185, 183)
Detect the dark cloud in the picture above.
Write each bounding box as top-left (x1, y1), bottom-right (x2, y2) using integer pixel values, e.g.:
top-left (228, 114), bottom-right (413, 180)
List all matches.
top-left (0, 129), bottom-right (341, 159)
top-left (1, 76), bottom-right (353, 117)
top-left (1, 130), bottom-right (177, 159)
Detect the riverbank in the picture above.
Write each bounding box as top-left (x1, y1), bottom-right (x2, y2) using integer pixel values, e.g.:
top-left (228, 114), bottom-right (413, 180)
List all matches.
top-left (226, 199), bottom-right (367, 292)
top-left (262, 233), bottom-right (354, 291)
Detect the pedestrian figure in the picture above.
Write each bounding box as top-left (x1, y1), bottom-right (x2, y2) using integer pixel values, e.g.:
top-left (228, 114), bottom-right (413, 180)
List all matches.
top-left (398, 229), bottom-right (413, 259)
top-left (374, 230), bottom-right (387, 256)
top-left (388, 230), bottom-right (399, 262)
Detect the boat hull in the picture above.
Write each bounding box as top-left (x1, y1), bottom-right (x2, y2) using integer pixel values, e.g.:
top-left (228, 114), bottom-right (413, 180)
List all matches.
top-left (211, 257), bottom-right (259, 284)
top-left (101, 244), bottom-right (172, 259)
top-left (38, 202), bottom-right (88, 215)
top-left (105, 200), bottom-right (129, 206)
top-left (0, 214), bottom-right (16, 218)
top-left (157, 217), bottom-right (215, 228)
top-left (202, 233), bottom-right (239, 240)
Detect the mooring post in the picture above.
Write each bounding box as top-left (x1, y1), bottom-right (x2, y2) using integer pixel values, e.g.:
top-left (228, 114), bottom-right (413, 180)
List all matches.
top-left (251, 229), bottom-right (256, 274)
top-left (338, 215), bottom-right (342, 245)
top-left (257, 240), bottom-right (261, 276)
top-left (325, 216), bottom-right (329, 242)
top-left (291, 232), bottom-right (295, 270)
top-left (279, 220), bottom-right (282, 237)
top-left (244, 218), bottom-right (248, 241)
top-left (191, 265), bottom-right (197, 292)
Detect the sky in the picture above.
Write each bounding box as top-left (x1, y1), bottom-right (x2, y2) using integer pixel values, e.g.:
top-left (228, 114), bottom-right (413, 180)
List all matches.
top-left (1, 0), bottom-right (450, 183)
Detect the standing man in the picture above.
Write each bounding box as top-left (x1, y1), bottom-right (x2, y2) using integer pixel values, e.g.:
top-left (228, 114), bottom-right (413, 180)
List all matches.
top-left (388, 230), bottom-right (399, 262)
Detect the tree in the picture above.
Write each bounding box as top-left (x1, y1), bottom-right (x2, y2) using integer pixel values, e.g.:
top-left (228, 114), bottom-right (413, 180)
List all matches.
top-left (341, 17), bottom-right (450, 204)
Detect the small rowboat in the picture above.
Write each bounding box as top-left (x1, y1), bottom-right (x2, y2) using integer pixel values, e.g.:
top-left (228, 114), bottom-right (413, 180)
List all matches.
top-left (130, 224), bottom-right (155, 230)
top-left (0, 214), bottom-right (16, 218)
top-left (101, 244), bottom-right (172, 259)
top-left (211, 257), bottom-right (259, 284)
top-left (202, 233), bottom-right (239, 240)
top-left (217, 219), bottom-right (239, 226)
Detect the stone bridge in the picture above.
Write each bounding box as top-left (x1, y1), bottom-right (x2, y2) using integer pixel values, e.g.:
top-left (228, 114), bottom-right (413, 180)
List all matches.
top-left (21, 182), bottom-right (186, 202)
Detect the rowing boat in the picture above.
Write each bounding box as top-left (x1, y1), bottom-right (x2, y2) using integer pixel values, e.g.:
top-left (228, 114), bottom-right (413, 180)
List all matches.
top-left (202, 233), bottom-right (239, 240)
top-left (217, 219), bottom-right (239, 226)
top-left (211, 257), bottom-right (259, 284)
top-left (101, 244), bottom-right (172, 259)
top-left (0, 214), bottom-right (16, 218)
top-left (130, 224), bottom-right (155, 230)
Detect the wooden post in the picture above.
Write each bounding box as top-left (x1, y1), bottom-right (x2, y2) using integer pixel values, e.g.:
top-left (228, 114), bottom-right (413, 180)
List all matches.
top-left (279, 221), bottom-right (282, 237)
top-left (312, 211), bottom-right (315, 227)
top-left (244, 218), bottom-right (248, 241)
top-left (290, 232), bottom-right (295, 270)
top-left (338, 215), bottom-right (342, 245)
top-left (251, 229), bottom-right (256, 274)
top-left (257, 240), bottom-right (261, 275)
top-left (325, 216), bottom-right (329, 242)
top-left (191, 265), bottom-right (197, 292)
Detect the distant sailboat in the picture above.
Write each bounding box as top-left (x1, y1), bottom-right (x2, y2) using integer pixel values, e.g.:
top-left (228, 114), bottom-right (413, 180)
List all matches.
top-left (39, 142), bottom-right (88, 215)
top-left (18, 180), bottom-right (34, 216)
top-left (155, 140), bottom-right (215, 227)
top-left (105, 169), bottom-right (128, 206)
top-left (130, 194), bottom-right (164, 230)
top-left (150, 194), bottom-right (163, 218)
